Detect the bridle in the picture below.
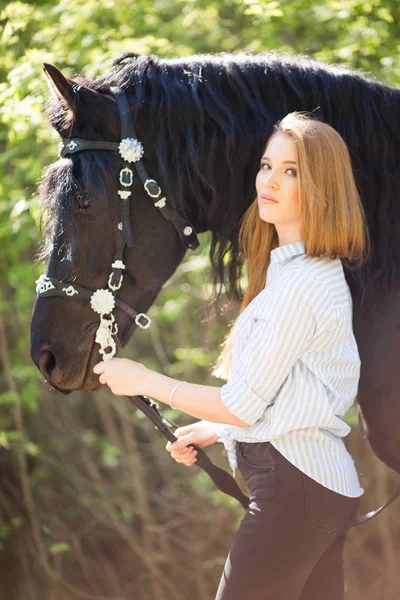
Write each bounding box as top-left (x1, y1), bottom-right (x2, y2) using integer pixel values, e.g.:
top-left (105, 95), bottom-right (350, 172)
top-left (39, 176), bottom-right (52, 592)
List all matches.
top-left (35, 85), bottom-right (250, 510)
top-left (36, 86), bottom-right (200, 361)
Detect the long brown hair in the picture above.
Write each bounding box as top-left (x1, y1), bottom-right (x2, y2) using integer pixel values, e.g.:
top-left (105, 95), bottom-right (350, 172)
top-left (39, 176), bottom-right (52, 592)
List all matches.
top-left (211, 111), bottom-right (370, 380)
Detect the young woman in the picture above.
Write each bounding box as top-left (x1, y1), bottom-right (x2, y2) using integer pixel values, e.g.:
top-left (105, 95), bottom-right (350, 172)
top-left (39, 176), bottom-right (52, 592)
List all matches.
top-left (93, 112), bottom-right (370, 599)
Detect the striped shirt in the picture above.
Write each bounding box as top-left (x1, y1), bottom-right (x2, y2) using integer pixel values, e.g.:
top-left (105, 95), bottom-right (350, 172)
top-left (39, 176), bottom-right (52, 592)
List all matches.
top-left (211, 240), bottom-right (364, 498)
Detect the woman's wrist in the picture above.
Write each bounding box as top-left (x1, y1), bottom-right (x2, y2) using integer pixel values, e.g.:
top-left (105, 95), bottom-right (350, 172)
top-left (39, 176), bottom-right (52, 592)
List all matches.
top-left (140, 368), bottom-right (248, 427)
top-left (135, 364), bottom-right (153, 396)
top-left (140, 367), bottom-right (185, 406)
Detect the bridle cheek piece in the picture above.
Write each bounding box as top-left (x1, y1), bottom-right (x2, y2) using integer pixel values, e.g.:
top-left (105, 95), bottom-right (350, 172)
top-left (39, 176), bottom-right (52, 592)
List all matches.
top-left (35, 86), bottom-right (199, 362)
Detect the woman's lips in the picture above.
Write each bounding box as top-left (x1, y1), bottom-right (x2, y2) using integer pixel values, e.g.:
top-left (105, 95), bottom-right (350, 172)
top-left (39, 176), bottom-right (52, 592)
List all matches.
top-left (260, 195), bottom-right (279, 204)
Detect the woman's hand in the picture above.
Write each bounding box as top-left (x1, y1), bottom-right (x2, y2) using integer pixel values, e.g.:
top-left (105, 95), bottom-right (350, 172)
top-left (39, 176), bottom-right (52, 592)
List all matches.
top-left (166, 421), bottom-right (219, 467)
top-left (93, 357), bottom-right (149, 396)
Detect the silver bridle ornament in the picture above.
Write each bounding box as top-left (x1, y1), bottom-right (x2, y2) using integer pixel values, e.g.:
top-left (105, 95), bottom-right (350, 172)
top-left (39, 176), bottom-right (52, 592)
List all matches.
top-left (118, 138), bottom-right (144, 163)
top-left (90, 289), bottom-right (118, 361)
top-left (35, 269), bottom-right (152, 363)
top-left (36, 275), bottom-right (55, 294)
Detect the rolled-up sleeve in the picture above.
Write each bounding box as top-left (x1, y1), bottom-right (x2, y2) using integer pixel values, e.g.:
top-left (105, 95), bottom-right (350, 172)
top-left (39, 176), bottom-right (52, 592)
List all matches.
top-left (220, 280), bottom-right (323, 426)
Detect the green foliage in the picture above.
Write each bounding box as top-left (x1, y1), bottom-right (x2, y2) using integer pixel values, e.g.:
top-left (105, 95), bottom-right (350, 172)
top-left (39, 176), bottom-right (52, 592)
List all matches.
top-left (48, 541), bottom-right (72, 554)
top-left (1, 1), bottom-right (399, 597)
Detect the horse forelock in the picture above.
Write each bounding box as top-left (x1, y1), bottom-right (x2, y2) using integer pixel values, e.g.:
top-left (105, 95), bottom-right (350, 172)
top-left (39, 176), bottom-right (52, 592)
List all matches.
top-left (37, 152), bottom-right (116, 263)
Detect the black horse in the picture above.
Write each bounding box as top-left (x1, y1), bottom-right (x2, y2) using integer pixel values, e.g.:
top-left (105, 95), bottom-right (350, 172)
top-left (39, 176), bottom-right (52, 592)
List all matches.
top-left (30, 51), bottom-right (400, 483)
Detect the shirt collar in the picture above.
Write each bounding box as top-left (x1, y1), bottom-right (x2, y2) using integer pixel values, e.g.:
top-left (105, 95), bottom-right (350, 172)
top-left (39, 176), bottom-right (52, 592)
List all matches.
top-left (270, 240), bottom-right (305, 264)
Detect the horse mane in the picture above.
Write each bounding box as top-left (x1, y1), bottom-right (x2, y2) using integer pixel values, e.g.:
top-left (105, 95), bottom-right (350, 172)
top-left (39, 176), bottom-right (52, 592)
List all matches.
top-left (43, 51), bottom-right (400, 303)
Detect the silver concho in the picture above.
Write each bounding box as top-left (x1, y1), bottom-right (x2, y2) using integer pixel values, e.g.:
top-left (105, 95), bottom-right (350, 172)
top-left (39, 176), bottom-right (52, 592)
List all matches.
top-left (183, 226), bottom-right (193, 236)
top-left (118, 138), bottom-right (144, 163)
top-left (90, 289), bottom-right (115, 315)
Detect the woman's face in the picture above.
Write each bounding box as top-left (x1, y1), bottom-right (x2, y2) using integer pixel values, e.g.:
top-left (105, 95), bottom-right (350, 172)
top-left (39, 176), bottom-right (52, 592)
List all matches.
top-left (256, 132), bottom-right (301, 230)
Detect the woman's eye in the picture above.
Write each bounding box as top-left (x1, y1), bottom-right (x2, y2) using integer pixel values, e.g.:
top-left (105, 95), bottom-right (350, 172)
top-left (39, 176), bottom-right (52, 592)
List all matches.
top-left (259, 164), bottom-right (297, 177)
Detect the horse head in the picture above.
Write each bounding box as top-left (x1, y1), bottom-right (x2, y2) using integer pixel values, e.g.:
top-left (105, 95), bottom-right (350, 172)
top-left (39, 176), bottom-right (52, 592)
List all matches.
top-left (30, 62), bottom-right (195, 392)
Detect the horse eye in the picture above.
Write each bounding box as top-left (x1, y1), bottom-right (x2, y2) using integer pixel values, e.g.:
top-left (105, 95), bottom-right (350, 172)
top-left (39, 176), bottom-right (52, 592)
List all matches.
top-left (76, 193), bottom-right (92, 211)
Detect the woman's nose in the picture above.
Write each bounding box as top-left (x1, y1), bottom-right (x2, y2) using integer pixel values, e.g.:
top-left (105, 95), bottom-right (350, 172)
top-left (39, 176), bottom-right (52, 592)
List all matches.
top-left (261, 169), bottom-right (278, 189)
top-left (266, 177), bottom-right (278, 189)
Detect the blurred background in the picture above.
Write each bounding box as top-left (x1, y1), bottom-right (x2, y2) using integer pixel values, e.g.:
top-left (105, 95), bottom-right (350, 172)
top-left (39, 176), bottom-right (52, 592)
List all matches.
top-left (1, 1), bottom-right (400, 598)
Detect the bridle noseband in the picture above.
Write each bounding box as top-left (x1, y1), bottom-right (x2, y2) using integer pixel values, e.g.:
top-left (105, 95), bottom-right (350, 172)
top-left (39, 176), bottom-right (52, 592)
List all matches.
top-left (35, 86), bottom-right (200, 361)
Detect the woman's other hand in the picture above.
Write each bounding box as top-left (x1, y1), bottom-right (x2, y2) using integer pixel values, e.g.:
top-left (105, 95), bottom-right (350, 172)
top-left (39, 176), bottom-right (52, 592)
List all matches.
top-left (166, 421), bottom-right (219, 467)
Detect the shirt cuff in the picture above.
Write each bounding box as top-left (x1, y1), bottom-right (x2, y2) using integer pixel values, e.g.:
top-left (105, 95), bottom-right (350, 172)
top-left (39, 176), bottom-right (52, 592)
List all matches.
top-left (200, 421), bottom-right (229, 442)
top-left (220, 372), bottom-right (267, 426)
top-left (213, 422), bottom-right (233, 442)
top-left (207, 423), bottom-right (238, 474)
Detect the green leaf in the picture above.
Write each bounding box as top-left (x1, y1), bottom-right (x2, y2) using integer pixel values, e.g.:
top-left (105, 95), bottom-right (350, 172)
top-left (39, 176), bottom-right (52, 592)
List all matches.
top-left (48, 542), bottom-right (72, 555)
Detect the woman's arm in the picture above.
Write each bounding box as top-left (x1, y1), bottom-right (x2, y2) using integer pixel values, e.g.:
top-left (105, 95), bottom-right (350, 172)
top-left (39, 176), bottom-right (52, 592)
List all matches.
top-left (142, 369), bottom-right (249, 427)
top-left (93, 358), bottom-right (249, 427)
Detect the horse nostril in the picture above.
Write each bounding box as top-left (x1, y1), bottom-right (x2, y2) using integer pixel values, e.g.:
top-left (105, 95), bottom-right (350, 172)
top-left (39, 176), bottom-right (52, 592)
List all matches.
top-left (39, 349), bottom-right (57, 379)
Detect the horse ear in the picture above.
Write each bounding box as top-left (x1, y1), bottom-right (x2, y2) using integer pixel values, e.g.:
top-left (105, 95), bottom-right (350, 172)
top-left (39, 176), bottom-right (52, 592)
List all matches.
top-left (43, 63), bottom-right (76, 108)
top-left (42, 62), bottom-right (118, 137)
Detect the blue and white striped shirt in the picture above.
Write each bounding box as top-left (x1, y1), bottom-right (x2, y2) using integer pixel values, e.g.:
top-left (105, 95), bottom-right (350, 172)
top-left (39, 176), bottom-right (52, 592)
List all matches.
top-left (212, 240), bottom-right (364, 498)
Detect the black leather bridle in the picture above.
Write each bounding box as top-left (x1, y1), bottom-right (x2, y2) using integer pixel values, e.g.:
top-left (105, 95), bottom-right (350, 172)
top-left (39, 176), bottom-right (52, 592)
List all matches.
top-left (35, 86), bottom-right (250, 510)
